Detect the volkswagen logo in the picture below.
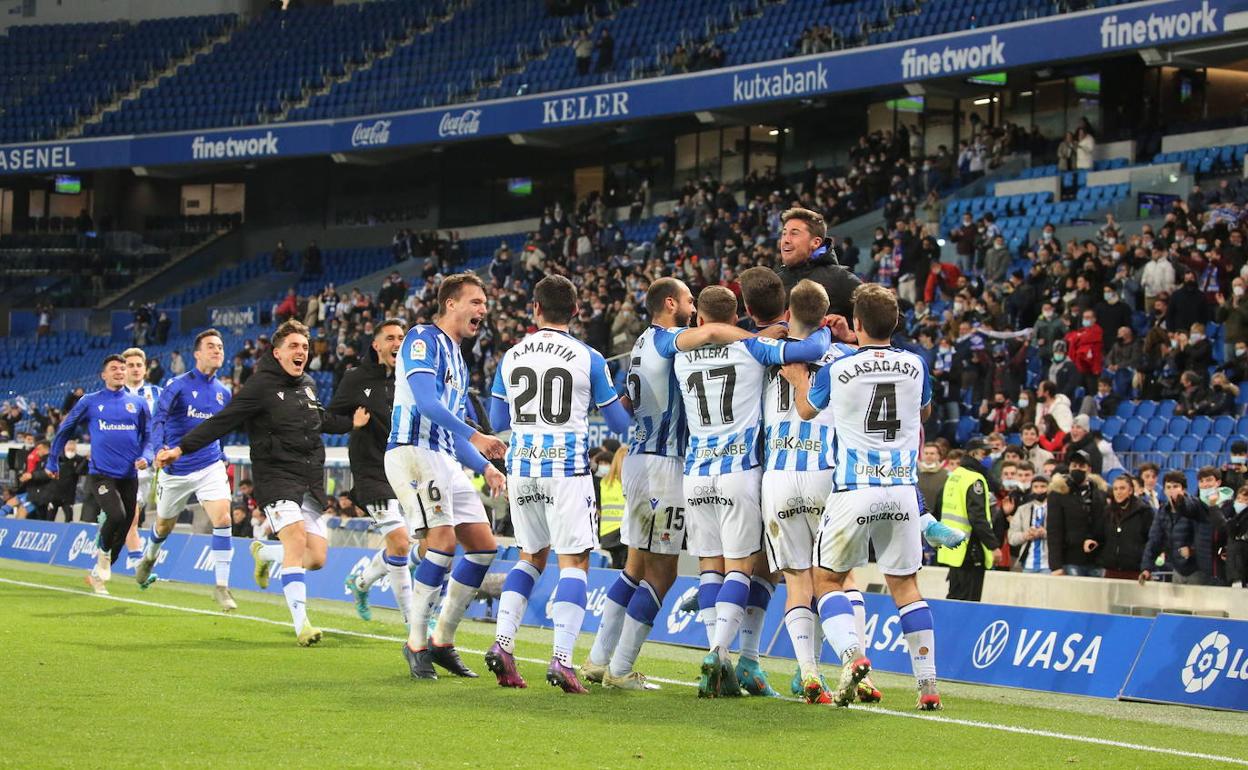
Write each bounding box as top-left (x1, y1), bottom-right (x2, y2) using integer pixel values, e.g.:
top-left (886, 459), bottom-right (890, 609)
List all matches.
top-left (971, 620), bottom-right (1010, 669)
top-left (1182, 631), bottom-right (1230, 694)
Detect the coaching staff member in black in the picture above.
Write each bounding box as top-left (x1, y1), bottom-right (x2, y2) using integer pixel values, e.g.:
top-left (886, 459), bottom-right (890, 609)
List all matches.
top-left (158, 320), bottom-right (368, 645)
top-left (774, 207), bottom-right (862, 327)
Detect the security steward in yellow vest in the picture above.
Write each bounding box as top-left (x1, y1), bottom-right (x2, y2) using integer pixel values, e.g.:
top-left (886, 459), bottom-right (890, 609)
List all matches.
top-left (938, 439), bottom-right (1001, 602)
top-left (596, 448), bottom-right (627, 568)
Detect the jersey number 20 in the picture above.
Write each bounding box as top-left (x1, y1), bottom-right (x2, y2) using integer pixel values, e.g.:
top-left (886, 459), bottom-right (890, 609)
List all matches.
top-left (511, 366), bottom-right (573, 425)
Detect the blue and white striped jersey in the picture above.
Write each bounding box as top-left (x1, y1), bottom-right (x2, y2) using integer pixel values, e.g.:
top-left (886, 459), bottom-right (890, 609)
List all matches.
top-left (389, 324), bottom-right (470, 455)
top-left (763, 341), bottom-right (856, 472)
top-left (625, 326), bottom-right (688, 459)
top-left (674, 329), bottom-right (830, 477)
top-left (126, 382), bottom-right (163, 416)
top-left (808, 345), bottom-right (932, 491)
top-left (491, 328), bottom-right (619, 478)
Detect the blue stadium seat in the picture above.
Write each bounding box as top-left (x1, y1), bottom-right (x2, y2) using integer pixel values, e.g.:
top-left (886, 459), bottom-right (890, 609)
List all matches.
top-left (1145, 417), bottom-right (1168, 437)
top-left (1101, 416), bottom-right (1124, 436)
top-left (1179, 435), bottom-right (1201, 452)
top-left (1189, 416), bottom-right (1213, 437)
top-left (1134, 401), bottom-right (1158, 420)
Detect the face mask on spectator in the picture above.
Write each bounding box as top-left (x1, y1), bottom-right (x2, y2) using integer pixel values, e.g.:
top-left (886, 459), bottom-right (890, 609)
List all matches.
top-left (1003, 479), bottom-right (1020, 490)
top-left (1197, 243), bottom-right (1208, 252)
top-left (1235, 501), bottom-right (1248, 514)
top-left (919, 461), bottom-right (942, 472)
top-left (1235, 286), bottom-right (1245, 298)
top-left (1238, 347), bottom-right (1248, 358)
top-left (1104, 292), bottom-right (1116, 303)
top-left (64, 450), bottom-right (76, 459)
top-left (1069, 469), bottom-right (1087, 485)
top-left (1232, 455), bottom-right (1247, 465)
top-left (953, 302), bottom-right (965, 314)
top-left (1017, 397), bottom-right (1029, 408)
top-left (1190, 333), bottom-right (1204, 343)
top-left (595, 465), bottom-right (610, 479)
top-left (1042, 309), bottom-right (1054, 320)
top-left (1033, 491), bottom-right (1048, 502)
top-left (1053, 353), bottom-right (1066, 362)
top-left (1082, 318), bottom-right (1093, 328)
top-left (1106, 237), bottom-right (1116, 245)
top-left (938, 345), bottom-right (951, 355)
top-left (1042, 231), bottom-right (1053, 240)
top-left (1201, 487), bottom-right (1220, 504)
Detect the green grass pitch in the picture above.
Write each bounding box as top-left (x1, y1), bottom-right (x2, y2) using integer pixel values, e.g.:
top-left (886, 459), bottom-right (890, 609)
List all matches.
top-left (1, 559), bottom-right (1245, 769)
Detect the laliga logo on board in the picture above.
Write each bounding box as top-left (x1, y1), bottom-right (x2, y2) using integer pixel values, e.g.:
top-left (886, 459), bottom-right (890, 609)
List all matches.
top-left (666, 587), bottom-right (699, 634)
top-left (1180, 630), bottom-right (1248, 693)
top-left (438, 109), bottom-right (481, 138)
top-left (351, 120), bottom-right (392, 148)
top-left (68, 530), bottom-right (101, 562)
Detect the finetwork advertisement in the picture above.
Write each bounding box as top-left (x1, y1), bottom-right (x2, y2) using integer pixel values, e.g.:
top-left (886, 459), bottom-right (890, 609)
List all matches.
top-left (2, 0), bottom-right (1244, 175)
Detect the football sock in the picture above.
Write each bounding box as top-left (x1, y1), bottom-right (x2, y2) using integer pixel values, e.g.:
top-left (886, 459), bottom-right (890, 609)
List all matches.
top-left (281, 567), bottom-right (307, 634)
top-left (257, 543), bottom-right (283, 563)
top-left (551, 567), bottom-right (588, 666)
top-left (145, 525), bottom-right (167, 559)
top-left (406, 548), bottom-right (453, 650)
top-left (355, 549), bottom-right (387, 591)
top-left (844, 589), bottom-right (868, 649)
top-left (609, 580), bottom-right (660, 678)
top-left (738, 577), bottom-right (775, 662)
top-left (817, 591), bottom-right (860, 662)
top-left (697, 570), bottom-right (723, 647)
top-left (785, 606), bottom-right (819, 679)
top-left (589, 571), bottom-right (639, 666)
top-left (495, 560), bottom-right (541, 654)
top-left (899, 600), bottom-right (937, 682)
top-left (210, 527), bottom-right (233, 587)
top-left (384, 552), bottom-right (412, 625)
top-left (432, 550), bottom-right (495, 646)
top-left (711, 571), bottom-right (751, 655)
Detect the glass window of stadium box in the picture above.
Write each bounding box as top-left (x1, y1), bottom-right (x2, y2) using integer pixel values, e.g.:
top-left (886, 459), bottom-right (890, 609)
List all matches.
top-left (675, 126), bottom-right (781, 188)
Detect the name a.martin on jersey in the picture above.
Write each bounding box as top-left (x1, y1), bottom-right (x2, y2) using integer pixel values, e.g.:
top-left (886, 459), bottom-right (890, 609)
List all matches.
top-left (513, 445), bottom-right (571, 460)
top-left (514, 340), bottom-right (577, 362)
top-left (769, 436), bottom-right (824, 452)
top-left (837, 357), bottom-right (921, 383)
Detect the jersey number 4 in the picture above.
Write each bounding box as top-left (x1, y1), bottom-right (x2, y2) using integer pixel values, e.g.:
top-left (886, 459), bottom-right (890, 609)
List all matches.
top-left (686, 366), bottom-right (736, 426)
top-left (864, 383), bottom-right (902, 442)
top-left (511, 366), bottom-right (573, 425)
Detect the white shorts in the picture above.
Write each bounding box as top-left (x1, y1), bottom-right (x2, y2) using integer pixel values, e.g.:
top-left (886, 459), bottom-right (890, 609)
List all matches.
top-left (509, 474), bottom-right (597, 555)
top-left (817, 485), bottom-right (923, 576)
top-left (761, 469), bottom-right (831, 573)
top-left (385, 445), bottom-right (488, 534)
top-left (136, 467), bottom-right (154, 510)
top-left (621, 453), bottom-right (685, 556)
top-left (365, 499), bottom-right (405, 536)
top-left (263, 492), bottom-right (327, 540)
top-left (684, 467), bottom-right (762, 560)
top-left (156, 461), bottom-right (232, 521)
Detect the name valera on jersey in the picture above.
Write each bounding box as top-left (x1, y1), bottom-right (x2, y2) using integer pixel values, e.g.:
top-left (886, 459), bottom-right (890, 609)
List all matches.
top-left (514, 338), bottom-right (576, 362)
top-left (837, 357), bottom-right (920, 383)
top-left (685, 346), bottom-right (728, 362)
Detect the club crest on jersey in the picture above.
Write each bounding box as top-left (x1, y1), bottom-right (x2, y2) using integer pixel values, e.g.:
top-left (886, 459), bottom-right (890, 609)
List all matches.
top-left (125, 402), bottom-right (137, 414)
top-left (276, 392), bottom-right (285, 400)
top-left (410, 339), bottom-right (427, 360)
top-left (364, 388), bottom-right (372, 397)
top-left (98, 484), bottom-right (108, 495)
top-left (216, 392), bottom-right (224, 405)
top-left (97, 405), bottom-right (104, 412)
top-left (192, 390), bottom-right (198, 398)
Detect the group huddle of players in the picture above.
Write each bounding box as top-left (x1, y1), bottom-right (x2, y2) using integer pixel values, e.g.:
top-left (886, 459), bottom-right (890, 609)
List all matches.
top-left (54, 207), bottom-right (961, 710)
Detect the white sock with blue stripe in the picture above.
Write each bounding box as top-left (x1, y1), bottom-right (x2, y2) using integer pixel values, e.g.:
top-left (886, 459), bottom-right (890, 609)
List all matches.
top-left (384, 552), bottom-right (412, 626)
top-left (406, 548), bottom-right (453, 650)
top-left (281, 567), bottom-right (307, 634)
top-left (711, 571), bottom-right (751, 655)
top-left (817, 591), bottom-right (860, 662)
top-left (432, 550), bottom-right (495, 646)
top-left (496, 560), bottom-right (541, 653)
top-left (354, 549), bottom-right (387, 592)
top-left (551, 567), bottom-right (588, 666)
top-left (589, 571), bottom-right (639, 666)
top-left (145, 524), bottom-right (168, 560)
top-left (844, 589), bottom-right (867, 649)
top-left (211, 527), bottom-right (233, 587)
top-left (698, 571), bottom-right (723, 647)
top-left (738, 577), bottom-right (775, 662)
top-left (609, 580), bottom-right (661, 678)
top-left (785, 606), bottom-right (819, 679)
top-left (899, 600), bottom-right (936, 682)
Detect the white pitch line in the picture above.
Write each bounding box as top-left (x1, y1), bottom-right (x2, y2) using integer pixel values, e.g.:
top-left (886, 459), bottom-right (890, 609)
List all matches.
top-left (3, 575), bottom-right (1247, 767)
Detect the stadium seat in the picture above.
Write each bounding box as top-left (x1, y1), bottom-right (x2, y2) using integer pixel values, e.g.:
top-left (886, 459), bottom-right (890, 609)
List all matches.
top-left (1179, 435), bottom-right (1201, 452)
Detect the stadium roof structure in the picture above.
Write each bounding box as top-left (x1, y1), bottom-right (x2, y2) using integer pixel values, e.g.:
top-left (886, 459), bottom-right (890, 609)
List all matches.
top-left (0, 0), bottom-right (1246, 177)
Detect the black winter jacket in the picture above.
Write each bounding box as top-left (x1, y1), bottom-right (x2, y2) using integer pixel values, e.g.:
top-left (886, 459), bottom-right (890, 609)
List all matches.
top-left (179, 354), bottom-right (352, 510)
top-left (1046, 473), bottom-right (1107, 571)
top-left (775, 252), bottom-right (862, 319)
top-left (327, 352), bottom-right (395, 506)
top-left (1099, 495), bottom-right (1153, 571)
